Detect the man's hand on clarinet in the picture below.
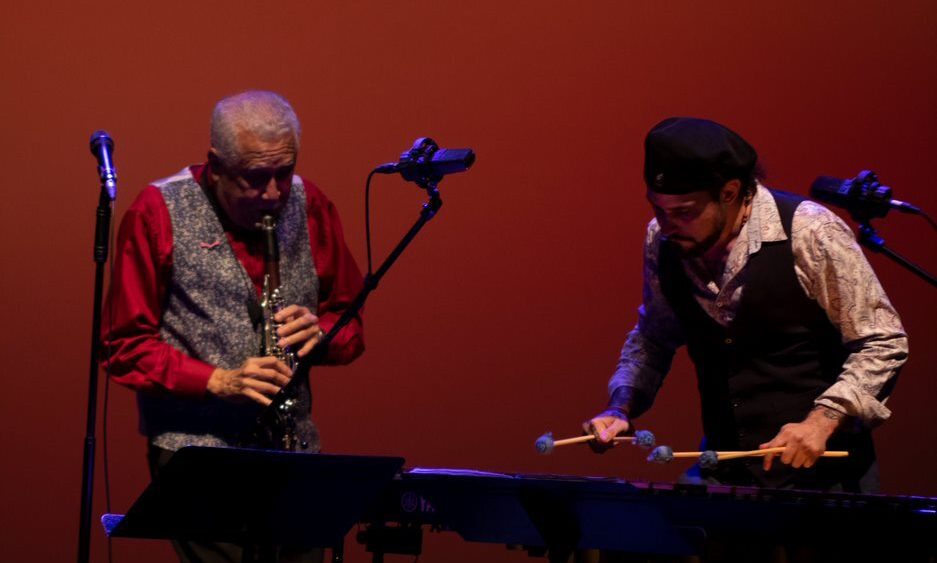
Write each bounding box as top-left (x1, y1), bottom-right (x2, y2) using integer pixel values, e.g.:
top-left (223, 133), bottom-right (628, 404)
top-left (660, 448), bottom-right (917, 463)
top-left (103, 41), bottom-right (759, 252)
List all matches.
top-left (274, 304), bottom-right (325, 357)
top-left (207, 356), bottom-right (293, 406)
top-left (760, 405), bottom-right (843, 471)
top-left (583, 410), bottom-right (631, 453)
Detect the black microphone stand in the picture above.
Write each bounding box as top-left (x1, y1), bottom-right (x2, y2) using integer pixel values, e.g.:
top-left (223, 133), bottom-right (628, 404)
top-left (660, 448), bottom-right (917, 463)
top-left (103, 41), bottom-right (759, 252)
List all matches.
top-left (857, 222), bottom-right (937, 287)
top-left (254, 175), bottom-right (442, 563)
top-left (78, 174), bottom-right (114, 562)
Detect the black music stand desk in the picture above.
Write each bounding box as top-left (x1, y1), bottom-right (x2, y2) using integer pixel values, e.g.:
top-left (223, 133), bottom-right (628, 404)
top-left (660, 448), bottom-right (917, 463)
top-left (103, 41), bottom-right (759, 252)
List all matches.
top-left (102, 446), bottom-right (404, 556)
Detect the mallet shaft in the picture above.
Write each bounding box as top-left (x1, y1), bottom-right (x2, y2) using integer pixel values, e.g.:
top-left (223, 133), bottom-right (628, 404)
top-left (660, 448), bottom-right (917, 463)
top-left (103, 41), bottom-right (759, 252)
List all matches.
top-left (553, 435), bottom-right (633, 447)
top-left (716, 448), bottom-right (849, 461)
top-left (668, 448), bottom-right (849, 460)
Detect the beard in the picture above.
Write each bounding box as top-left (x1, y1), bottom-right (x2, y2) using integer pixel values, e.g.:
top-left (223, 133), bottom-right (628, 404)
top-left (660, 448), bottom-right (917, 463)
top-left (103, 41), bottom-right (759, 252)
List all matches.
top-left (669, 207), bottom-right (727, 258)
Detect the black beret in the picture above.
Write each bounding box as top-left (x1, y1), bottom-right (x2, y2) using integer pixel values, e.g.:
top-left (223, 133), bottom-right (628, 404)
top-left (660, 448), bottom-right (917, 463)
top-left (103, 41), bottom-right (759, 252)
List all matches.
top-left (644, 117), bottom-right (757, 195)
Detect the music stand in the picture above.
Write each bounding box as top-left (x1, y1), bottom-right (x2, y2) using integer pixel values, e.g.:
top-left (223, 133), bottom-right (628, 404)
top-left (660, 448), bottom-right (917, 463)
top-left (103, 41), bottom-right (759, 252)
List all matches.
top-left (102, 447), bottom-right (404, 561)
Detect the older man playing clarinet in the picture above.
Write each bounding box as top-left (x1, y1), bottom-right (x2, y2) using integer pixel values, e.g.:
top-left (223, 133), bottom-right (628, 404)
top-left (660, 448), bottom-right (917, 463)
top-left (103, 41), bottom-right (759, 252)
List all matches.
top-left (102, 90), bottom-right (365, 563)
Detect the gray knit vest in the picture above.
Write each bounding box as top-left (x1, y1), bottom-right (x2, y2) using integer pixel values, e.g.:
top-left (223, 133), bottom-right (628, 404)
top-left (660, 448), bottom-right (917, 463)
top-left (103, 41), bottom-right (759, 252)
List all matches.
top-left (140, 168), bottom-right (320, 451)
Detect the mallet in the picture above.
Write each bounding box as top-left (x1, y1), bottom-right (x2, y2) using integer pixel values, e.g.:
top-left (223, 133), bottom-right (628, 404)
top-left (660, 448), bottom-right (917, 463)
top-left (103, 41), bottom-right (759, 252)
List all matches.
top-left (647, 445), bottom-right (849, 466)
top-left (535, 430), bottom-right (656, 454)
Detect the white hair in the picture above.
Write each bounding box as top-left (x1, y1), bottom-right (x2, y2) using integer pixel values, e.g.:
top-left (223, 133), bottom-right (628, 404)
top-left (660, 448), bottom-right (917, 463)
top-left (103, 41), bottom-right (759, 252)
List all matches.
top-left (210, 90), bottom-right (301, 166)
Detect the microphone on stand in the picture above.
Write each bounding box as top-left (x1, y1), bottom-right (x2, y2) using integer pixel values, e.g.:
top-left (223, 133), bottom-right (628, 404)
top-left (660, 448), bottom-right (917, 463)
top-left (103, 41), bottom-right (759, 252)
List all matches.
top-left (79, 130), bottom-right (120, 563)
top-left (810, 170), bottom-right (936, 286)
top-left (374, 137), bottom-right (475, 185)
top-left (89, 131), bottom-right (118, 200)
top-left (810, 171), bottom-right (920, 220)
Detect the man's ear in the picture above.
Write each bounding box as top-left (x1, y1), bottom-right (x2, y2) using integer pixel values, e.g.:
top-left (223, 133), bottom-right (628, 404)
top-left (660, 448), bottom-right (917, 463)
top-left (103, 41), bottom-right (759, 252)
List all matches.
top-left (721, 179), bottom-right (742, 204)
top-left (207, 149), bottom-right (223, 182)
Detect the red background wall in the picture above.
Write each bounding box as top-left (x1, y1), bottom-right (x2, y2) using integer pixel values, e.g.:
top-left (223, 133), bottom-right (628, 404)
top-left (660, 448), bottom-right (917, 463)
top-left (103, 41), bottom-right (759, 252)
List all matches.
top-left (1, 2), bottom-right (935, 561)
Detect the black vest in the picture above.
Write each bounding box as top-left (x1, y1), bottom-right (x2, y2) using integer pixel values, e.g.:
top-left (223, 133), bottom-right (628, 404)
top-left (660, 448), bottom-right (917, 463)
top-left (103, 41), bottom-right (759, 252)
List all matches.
top-left (659, 190), bottom-right (874, 490)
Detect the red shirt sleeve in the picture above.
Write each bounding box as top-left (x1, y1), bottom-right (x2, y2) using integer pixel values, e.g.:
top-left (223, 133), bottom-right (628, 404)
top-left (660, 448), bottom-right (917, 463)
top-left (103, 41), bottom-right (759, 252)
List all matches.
top-left (303, 179), bottom-right (366, 365)
top-left (101, 185), bottom-right (214, 396)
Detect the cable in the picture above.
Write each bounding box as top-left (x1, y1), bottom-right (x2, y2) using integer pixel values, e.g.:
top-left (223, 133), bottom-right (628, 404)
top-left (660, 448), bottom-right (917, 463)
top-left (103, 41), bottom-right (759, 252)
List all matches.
top-left (919, 208), bottom-right (937, 231)
top-left (364, 169), bottom-right (379, 276)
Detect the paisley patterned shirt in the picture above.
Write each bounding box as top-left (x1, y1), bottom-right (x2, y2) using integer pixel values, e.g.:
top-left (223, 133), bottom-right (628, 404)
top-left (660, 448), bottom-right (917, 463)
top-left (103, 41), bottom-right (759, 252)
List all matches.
top-left (610, 184), bottom-right (908, 426)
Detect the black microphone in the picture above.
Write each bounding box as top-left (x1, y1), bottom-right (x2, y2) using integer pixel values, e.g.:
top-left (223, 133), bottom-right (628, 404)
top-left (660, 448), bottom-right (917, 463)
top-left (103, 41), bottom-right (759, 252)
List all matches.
top-left (375, 137), bottom-right (475, 184)
top-left (810, 171), bottom-right (920, 221)
top-left (89, 130), bottom-right (118, 200)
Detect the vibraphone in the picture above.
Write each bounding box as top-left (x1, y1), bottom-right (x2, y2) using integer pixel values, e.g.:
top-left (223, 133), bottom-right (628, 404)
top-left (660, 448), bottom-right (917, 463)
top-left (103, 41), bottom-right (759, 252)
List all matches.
top-left (359, 468), bottom-right (937, 561)
top-left (102, 449), bottom-right (937, 562)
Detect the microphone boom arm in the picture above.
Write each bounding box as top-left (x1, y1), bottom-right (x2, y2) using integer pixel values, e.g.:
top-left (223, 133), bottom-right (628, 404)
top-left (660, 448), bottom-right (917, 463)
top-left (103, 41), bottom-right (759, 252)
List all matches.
top-left (304, 183), bottom-right (442, 373)
top-left (858, 222), bottom-right (937, 288)
top-left (257, 181), bottom-right (444, 439)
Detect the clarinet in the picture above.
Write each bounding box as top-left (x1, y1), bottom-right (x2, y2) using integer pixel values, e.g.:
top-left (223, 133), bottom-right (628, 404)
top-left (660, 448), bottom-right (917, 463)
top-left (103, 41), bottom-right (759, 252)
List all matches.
top-left (255, 215), bottom-right (305, 451)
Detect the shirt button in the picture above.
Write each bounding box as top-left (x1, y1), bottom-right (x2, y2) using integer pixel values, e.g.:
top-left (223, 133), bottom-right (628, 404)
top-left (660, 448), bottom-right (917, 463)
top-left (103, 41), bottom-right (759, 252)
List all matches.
top-left (732, 401), bottom-right (740, 408)
top-left (724, 337), bottom-right (733, 345)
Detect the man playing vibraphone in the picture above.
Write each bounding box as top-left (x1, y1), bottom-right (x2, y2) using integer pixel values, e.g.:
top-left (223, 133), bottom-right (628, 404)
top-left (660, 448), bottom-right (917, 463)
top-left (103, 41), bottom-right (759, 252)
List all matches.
top-left (586, 117), bottom-right (907, 492)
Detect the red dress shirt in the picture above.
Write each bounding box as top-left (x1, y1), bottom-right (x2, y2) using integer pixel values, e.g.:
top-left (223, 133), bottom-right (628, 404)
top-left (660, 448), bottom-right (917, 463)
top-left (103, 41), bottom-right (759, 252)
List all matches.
top-left (101, 164), bottom-right (365, 397)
